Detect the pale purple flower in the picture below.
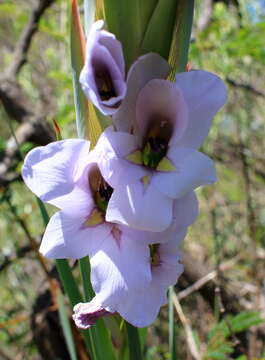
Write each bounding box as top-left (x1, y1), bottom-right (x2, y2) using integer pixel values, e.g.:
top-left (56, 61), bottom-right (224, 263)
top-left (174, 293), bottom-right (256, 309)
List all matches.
top-left (80, 20), bottom-right (126, 115)
top-left (73, 299), bottom-right (112, 329)
top-left (94, 70), bottom-right (227, 232)
top-left (73, 226), bottom-right (186, 328)
top-left (22, 140), bottom-right (197, 314)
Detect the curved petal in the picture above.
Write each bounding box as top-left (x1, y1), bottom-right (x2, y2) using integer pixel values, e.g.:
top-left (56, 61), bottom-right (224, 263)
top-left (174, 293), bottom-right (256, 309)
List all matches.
top-left (90, 228), bottom-right (152, 312)
top-left (98, 32), bottom-right (125, 78)
top-left (80, 45), bottom-right (126, 115)
top-left (22, 139), bottom-right (90, 208)
top-left (173, 191), bottom-right (199, 229)
top-left (80, 21), bottom-right (126, 115)
top-left (117, 278), bottom-right (168, 327)
top-left (94, 127), bottom-right (147, 188)
top-left (113, 53), bottom-right (170, 132)
top-left (40, 211), bottom-right (111, 259)
top-left (87, 21), bottom-right (124, 76)
top-left (106, 180), bottom-right (173, 232)
top-left (175, 70), bottom-right (227, 149)
top-left (117, 230), bottom-right (185, 327)
top-left (153, 147), bottom-right (216, 199)
top-left (73, 299), bottom-right (112, 329)
top-left (136, 79), bottom-right (188, 144)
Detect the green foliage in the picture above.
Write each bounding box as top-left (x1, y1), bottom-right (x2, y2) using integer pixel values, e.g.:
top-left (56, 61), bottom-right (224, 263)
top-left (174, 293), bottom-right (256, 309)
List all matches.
top-left (204, 311), bottom-right (265, 359)
top-left (57, 290), bottom-right (78, 360)
top-left (70, 0), bottom-right (90, 139)
top-left (140, 0), bottom-right (178, 61)
top-left (104, 0), bottom-right (184, 68)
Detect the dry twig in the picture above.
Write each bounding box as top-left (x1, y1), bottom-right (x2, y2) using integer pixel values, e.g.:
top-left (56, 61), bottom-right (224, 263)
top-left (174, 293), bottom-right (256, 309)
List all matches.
top-left (172, 291), bottom-right (202, 360)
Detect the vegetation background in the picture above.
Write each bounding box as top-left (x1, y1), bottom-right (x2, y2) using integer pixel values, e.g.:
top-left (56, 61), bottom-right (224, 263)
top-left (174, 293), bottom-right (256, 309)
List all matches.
top-left (0, 0), bottom-right (264, 359)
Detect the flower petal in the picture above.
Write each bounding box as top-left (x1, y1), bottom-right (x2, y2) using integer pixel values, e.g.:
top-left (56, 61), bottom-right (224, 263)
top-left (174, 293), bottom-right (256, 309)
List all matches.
top-left (136, 79), bottom-right (188, 144)
top-left (98, 30), bottom-right (125, 78)
top-left (106, 180), bottom-right (173, 232)
top-left (94, 127), bottom-right (147, 188)
top-left (113, 53), bottom-right (170, 132)
top-left (73, 299), bottom-right (112, 329)
top-left (90, 228), bottom-right (152, 312)
top-left (173, 191), bottom-right (199, 229)
top-left (153, 147), bottom-right (216, 199)
top-left (40, 210), bottom-right (111, 259)
top-left (117, 229), bottom-right (186, 327)
top-left (22, 139), bottom-right (90, 208)
top-left (80, 20), bottom-right (126, 115)
top-left (175, 70), bottom-right (227, 149)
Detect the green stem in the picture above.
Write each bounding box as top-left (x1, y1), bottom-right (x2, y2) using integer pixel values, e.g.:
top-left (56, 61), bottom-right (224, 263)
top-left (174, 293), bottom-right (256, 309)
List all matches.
top-left (169, 286), bottom-right (177, 359)
top-left (79, 256), bottom-right (116, 360)
top-left (79, 257), bottom-right (95, 301)
top-left (126, 322), bottom-right (143, 360)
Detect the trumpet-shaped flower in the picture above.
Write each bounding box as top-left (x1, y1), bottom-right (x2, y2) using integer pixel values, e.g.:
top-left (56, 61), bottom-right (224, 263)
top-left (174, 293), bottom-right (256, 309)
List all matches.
top-left (22, 140), bottom-right (151, 293)
top-left (94, 70), bottom-right (227, 232)
top-left (73, 225), bottom-right (187, 328)
top-left (22, 140), bottom-right (198, 318)
top-left (80, 20), bottom-right (126, 115)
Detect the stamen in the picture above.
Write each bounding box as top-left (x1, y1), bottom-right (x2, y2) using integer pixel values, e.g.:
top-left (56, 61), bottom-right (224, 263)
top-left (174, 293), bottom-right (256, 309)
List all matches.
top-left (149, 244), bottom-right (161, 267)
top-left (142, 136), bottom-right (168, 169)
top-left (89, 165), bottom-right (113, 214)
top-left (142, 118), bottom-right (172, 169)
top-left (96, 71), bottom-right (116, 101)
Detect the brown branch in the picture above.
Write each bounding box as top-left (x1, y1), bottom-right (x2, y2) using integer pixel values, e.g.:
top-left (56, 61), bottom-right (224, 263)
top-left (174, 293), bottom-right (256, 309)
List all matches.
top-left (178, 255), bottom-right (241, 301)
top-left (0, 348), bottom-right (13, 360)
top-left (6, 0), bottom-right (56, 78)
top-left (0, 245), bottom-right (32, 272)
top-left (172, 291), bottom-right (202, 360)
top-left (0, 120), bottom-right (55, 187)
top-left (227, 78), bottom-right (265, 98)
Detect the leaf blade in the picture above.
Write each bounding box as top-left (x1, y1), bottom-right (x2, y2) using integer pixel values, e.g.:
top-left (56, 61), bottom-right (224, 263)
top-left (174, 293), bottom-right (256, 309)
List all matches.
top-left (70, 0), bottom-right (102, 145)
top-left (140, 0), bottom-right (178, 60)
top-left (57, 289), bottom-right (78, 360)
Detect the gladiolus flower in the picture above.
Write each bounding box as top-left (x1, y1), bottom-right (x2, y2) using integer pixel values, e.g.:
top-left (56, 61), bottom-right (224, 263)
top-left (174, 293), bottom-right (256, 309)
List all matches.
top-left (73, 226), bottom-right (186, 328)
top-left (22, 140), bottom-right (197, 322)
top-left (80, 20), bottom-right (126, 115)
top-left (95, 70), bottom-right (226, 232)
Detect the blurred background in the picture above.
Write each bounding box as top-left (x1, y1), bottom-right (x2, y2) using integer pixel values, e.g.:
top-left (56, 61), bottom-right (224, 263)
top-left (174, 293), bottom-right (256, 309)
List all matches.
top-left (0, 0), bottom-right (264, 359)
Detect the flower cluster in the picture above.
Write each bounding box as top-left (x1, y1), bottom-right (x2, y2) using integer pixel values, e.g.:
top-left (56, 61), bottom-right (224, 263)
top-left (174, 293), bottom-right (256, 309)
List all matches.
top-left (22, 21), bottom-right (227, 328)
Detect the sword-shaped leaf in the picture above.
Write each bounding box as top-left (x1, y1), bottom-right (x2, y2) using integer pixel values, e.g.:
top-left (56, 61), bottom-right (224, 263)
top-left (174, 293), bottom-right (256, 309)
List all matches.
top-left (84, 0), bottom-right (96, 36)
top-left (71, 0), bottom-right (102, 146)
top-left (168, 0), bottom-right (194, 78)
top-left (103, 1), bottom-right (167, 69)
top-left (140, 0), bottom-right (178, 61)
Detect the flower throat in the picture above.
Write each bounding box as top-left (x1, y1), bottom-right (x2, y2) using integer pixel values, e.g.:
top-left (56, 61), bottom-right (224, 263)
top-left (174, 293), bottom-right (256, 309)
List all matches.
top-left (89, 166), bottom-right (113, 214)
top-left (142, 119), bottom-right (172, 169)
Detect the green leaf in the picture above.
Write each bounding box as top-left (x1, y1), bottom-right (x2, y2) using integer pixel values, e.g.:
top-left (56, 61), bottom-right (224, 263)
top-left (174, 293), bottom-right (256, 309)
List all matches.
top-left (70, 0), bottom-right (102, 145)
top-left (140, 0), bottom-right (178, 61)
top-left (84, 0), bottom-right (96, 36)
top-left (57, 289), bottom-right (78, 360)
top-left (168, 287), bottom-right (177, 359)
top-left (103, 0), bottom-right (142, 69)
top-left (79, 257), bottom-right (95, 301)
top-left (126, 322), bottom-right (143, 360)
top-left (79, 257), bottom-right (117, 360)
top-left (168, 0), bottom-right (194, 77)
top-left (70, 0), bottom-right (89, 139)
